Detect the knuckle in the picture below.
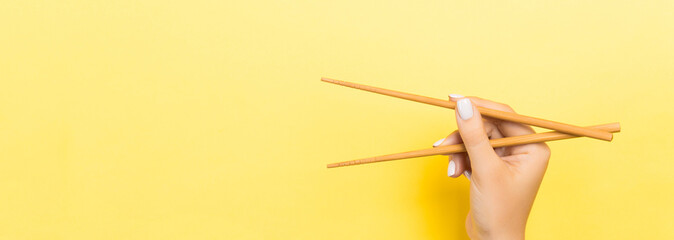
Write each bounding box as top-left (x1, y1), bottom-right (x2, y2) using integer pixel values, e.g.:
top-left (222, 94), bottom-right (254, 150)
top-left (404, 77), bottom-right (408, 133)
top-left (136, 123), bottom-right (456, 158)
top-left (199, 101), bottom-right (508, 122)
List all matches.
top-left (460, 125), bottom-right (484, 138)
top-left (462, 133), bottom-right (489, 147)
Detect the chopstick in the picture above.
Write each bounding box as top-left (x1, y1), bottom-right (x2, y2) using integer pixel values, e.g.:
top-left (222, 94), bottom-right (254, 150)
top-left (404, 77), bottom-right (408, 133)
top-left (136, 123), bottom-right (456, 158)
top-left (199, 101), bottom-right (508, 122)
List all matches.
top-left (326, 122), bottom-right (620, 168)
top-left (321, 77), bottom-right (613, 141)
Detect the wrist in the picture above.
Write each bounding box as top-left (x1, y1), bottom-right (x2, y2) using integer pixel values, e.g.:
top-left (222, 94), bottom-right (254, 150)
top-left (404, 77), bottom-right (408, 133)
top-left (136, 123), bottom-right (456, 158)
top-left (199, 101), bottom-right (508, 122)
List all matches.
top-left (467, 216), bottom-right (526, 240)
top-left (469, 229), bottom-right (524, 240)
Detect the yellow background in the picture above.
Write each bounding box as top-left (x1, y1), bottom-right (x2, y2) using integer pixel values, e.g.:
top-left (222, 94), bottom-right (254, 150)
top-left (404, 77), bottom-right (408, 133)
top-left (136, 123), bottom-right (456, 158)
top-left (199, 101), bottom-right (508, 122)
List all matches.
top-left (1, 0), bottom-right (673, 239)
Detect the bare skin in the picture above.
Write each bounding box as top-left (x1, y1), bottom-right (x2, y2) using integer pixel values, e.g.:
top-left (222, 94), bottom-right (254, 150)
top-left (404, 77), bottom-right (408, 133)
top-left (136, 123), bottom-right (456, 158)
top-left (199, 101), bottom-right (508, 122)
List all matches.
top-left (433, 96), bottom-right (551, 240)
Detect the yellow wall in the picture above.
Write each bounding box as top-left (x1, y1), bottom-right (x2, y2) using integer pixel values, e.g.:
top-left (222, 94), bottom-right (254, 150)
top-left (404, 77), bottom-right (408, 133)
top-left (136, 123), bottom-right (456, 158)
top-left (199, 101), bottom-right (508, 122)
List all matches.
top-left (1, 1), bottom-right (672, 239)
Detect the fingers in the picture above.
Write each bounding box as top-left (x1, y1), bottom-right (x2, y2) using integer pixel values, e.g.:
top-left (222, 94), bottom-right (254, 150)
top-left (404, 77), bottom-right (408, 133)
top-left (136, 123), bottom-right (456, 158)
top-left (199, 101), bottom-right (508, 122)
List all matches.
top-left (431, 131), bottom-right (469, 178)
top-left (458, 96), bottom-right (550, 158)
top-left (451, 94), bottom-right (551, 171)
top-left (450, 94), bottom-right (513, 113)
top-left (454, 98), bottom-right (501, 172)
top-left (496, 120), bottom-right (536, 138)
top-left (450, 97), bottom-right (509, 162)
top-left (449, 95), bottom-right (535, 137)
top-left (432, 130), bottom-right (462, 148)
top-left (448, 153), bottom-right (470, 178)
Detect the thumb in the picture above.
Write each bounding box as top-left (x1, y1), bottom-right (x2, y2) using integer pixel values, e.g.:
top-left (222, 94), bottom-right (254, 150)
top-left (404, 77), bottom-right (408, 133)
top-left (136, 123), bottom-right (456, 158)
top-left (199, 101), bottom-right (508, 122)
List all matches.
top-left (455, 98), bottom-right (500, 172)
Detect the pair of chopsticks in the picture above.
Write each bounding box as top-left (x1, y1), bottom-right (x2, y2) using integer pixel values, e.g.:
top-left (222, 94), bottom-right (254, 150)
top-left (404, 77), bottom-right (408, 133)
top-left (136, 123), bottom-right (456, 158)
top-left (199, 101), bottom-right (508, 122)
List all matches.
top-left (322, 77), bottom-right (620, 168)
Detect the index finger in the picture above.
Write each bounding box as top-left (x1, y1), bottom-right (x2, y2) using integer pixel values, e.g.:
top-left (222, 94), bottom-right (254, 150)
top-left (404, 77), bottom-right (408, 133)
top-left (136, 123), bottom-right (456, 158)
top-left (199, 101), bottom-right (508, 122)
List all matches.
top-left (449, 95), bottom-right (535, 137)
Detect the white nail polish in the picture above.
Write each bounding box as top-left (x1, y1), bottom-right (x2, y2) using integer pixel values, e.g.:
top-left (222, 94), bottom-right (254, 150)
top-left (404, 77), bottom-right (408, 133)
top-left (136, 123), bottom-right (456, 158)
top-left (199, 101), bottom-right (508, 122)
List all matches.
top-left (433, 138), bottom-right (445, 147)
top-left (448, 160), bottom-right (456, 176)
top-left (464, 170), bottom-right (471, 179)
top-left (449, 94), bottom-right (464, 99)
top-left (457, 98), bottom-right (474, 120)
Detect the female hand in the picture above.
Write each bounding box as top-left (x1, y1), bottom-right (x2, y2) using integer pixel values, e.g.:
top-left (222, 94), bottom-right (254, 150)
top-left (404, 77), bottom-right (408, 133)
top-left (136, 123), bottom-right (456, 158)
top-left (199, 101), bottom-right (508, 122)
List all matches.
top-left (432, 95), bottom-right (551, 240)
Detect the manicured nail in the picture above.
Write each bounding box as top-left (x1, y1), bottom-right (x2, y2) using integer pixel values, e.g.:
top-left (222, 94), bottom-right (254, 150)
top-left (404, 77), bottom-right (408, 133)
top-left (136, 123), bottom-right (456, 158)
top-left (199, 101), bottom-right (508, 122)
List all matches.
top-left (433, 138), bottom-right (445, 147)
top-left (449, 94), bottom-right (464, 99)
top-left (464, 170), bottom-right (471, 179)
top-left (448, 160), bottom-right (456, 176)
top-left (457, 98), bottom-right (473, 120)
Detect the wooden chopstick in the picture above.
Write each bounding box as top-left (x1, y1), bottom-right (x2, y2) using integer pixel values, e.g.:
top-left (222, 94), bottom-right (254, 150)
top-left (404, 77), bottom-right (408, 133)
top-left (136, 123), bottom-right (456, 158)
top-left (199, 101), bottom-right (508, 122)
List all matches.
top-left (326, 122), bottom-right (620, 168)
top-left (321, 77), bottom-right (613, 141)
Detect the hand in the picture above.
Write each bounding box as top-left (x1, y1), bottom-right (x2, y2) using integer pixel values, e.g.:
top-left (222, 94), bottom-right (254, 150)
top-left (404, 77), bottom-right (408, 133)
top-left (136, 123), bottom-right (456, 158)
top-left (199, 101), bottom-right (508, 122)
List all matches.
top-left (432, 95), bottom-right (551, 240)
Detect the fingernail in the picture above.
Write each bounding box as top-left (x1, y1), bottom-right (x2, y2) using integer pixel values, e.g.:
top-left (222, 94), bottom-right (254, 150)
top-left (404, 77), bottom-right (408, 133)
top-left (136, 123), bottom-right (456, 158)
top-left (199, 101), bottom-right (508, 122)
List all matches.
top-left (464, 170), bottom-right (471, 179)
top-left (448, 160), bottom-right (456, 176)
top-left (433, 138), bottom-right (445, 147)
top-left (457, 98), bottom-right (474, 120)
top-left (449, 94), bottom-right (464, 100)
